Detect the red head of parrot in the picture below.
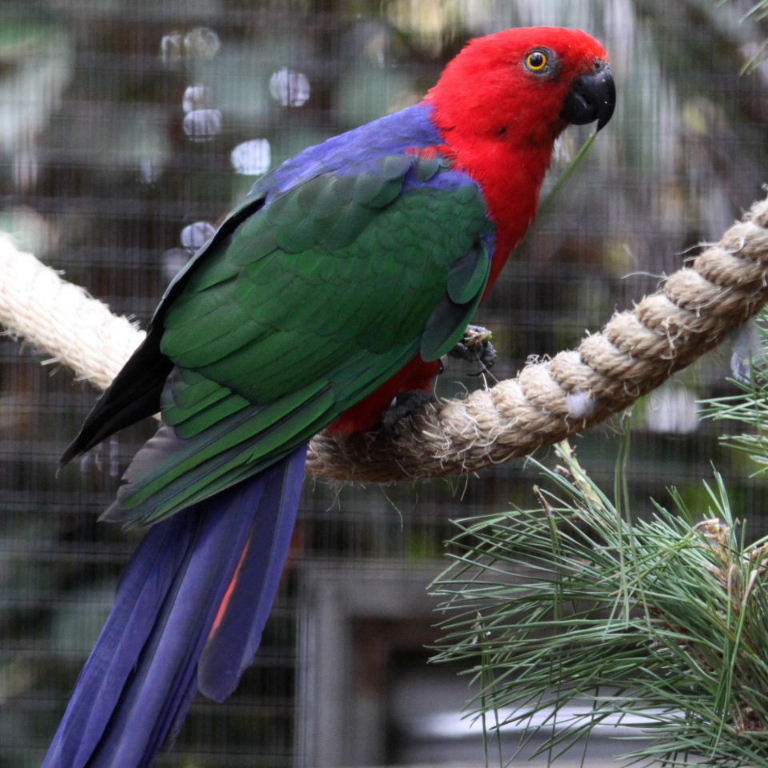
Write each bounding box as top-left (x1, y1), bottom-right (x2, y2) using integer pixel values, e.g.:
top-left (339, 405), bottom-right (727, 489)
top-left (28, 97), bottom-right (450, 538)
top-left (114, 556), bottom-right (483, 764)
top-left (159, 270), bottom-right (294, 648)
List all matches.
top-left (426, 26), bottom-right (614, 287)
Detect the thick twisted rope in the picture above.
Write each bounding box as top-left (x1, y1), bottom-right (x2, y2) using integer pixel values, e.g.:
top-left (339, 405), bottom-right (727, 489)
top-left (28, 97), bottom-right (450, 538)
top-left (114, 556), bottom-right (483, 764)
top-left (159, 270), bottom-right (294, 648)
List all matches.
top-left (2, 195), bottom-right (768, 482)
top-left (0, 245), bottom-right (146, 391)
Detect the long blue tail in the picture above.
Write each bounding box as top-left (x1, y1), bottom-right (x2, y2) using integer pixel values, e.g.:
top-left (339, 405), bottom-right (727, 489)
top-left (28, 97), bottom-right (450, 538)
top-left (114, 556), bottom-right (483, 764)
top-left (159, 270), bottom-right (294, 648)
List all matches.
top-left (42, 445), bottom-right (307, 768)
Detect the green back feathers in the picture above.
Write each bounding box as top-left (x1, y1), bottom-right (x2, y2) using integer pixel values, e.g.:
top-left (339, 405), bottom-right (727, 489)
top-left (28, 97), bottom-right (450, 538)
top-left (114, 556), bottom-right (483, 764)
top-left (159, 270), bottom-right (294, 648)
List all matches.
top-left (111, 153), bottom-right (494, 524)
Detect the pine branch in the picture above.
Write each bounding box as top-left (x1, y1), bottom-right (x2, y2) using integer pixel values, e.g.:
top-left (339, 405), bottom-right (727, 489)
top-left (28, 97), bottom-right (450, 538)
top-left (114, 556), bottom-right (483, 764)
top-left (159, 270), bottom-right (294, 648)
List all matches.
top-left (431, 443), bottom-right (768, 767)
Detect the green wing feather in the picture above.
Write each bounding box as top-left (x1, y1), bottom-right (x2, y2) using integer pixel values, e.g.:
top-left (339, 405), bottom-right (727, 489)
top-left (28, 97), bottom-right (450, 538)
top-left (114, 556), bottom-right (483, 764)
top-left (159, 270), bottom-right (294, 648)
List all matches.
top-left (108, 154), bottom-right (493, 525)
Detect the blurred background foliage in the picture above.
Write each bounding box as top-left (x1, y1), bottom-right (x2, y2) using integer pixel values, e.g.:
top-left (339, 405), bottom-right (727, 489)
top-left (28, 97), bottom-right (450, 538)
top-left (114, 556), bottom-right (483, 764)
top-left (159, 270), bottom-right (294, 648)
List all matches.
top-left (0, 0), bottom-right (767, 766)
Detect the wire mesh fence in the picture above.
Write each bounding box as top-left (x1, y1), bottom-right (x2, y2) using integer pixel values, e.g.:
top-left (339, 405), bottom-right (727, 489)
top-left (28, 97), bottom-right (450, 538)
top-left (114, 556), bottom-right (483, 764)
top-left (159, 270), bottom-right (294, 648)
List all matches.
top-left (1, 1), bottom-right (767, 766)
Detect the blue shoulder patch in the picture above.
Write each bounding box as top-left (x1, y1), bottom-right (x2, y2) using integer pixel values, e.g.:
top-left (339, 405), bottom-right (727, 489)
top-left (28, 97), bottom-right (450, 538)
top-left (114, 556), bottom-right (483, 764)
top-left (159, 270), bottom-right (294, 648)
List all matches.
top-left (253, 103), bottom-right (444, 199)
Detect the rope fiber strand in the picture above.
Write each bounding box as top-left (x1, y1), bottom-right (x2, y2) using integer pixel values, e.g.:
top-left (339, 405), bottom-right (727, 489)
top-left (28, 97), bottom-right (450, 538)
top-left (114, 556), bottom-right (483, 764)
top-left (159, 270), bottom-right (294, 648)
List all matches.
top-left (2, 195), bottom-right (768, 482)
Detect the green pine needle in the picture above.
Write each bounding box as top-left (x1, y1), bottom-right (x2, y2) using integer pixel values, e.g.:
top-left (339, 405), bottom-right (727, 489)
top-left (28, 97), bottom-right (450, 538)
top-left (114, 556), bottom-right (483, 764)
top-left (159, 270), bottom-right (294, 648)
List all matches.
top-left (431, 442), bottom-right (768, 767)
top-left (718, 0), bottom-right (768, 72)
top-left (537, 130), bottom-right (600, 219)
top-left (702, 309), bottom-right (768, 471)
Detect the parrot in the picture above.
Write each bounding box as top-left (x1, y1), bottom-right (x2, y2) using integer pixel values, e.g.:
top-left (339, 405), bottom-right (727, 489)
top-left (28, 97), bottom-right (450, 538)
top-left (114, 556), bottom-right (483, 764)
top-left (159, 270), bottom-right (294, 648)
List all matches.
top-left (42, 26), bottom-right (615, 768)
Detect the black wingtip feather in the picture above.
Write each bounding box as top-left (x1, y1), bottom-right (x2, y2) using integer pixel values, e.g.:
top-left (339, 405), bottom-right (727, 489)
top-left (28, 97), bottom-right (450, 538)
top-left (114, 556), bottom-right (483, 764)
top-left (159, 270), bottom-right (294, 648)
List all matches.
top-left (61, 330), bottom-right (172, 466)
top-left (61, 196), bottom-right (272, 468)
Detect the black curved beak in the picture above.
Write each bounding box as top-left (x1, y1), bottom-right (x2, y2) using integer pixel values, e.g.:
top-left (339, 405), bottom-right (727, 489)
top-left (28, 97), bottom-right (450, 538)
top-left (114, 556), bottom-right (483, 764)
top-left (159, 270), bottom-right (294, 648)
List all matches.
top-left (561, 61), bottom-right (616, 131)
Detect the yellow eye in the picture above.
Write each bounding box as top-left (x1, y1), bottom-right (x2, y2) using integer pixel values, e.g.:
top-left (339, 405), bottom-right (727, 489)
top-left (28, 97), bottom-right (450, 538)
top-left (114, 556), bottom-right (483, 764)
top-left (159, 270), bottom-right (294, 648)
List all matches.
top-left (525, 50), bottom-right (549, 72)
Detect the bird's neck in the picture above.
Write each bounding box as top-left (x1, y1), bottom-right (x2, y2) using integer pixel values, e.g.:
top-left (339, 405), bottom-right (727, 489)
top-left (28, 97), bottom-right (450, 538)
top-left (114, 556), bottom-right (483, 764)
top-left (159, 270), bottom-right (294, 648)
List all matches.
top-left (450, 135), bottom-right (557, 290)
top-left (424, 99), bottom-right (561, 291)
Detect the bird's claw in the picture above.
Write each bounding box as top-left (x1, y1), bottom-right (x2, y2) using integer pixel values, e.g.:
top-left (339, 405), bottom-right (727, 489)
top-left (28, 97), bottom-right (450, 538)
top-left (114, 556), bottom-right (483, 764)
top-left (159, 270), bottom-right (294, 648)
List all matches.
top-left (448, 324), bottom-right (497, 372)
top-left (381, 390), bottom-right (434, 431)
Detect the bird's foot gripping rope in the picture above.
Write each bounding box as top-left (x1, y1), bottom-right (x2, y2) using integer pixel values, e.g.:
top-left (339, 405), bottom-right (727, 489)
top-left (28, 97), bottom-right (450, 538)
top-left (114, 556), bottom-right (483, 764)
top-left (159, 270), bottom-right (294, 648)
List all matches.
top-left (1, 195), bottom-right (768, 483)
top-left (448, 324), bottom-right (498, 373)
